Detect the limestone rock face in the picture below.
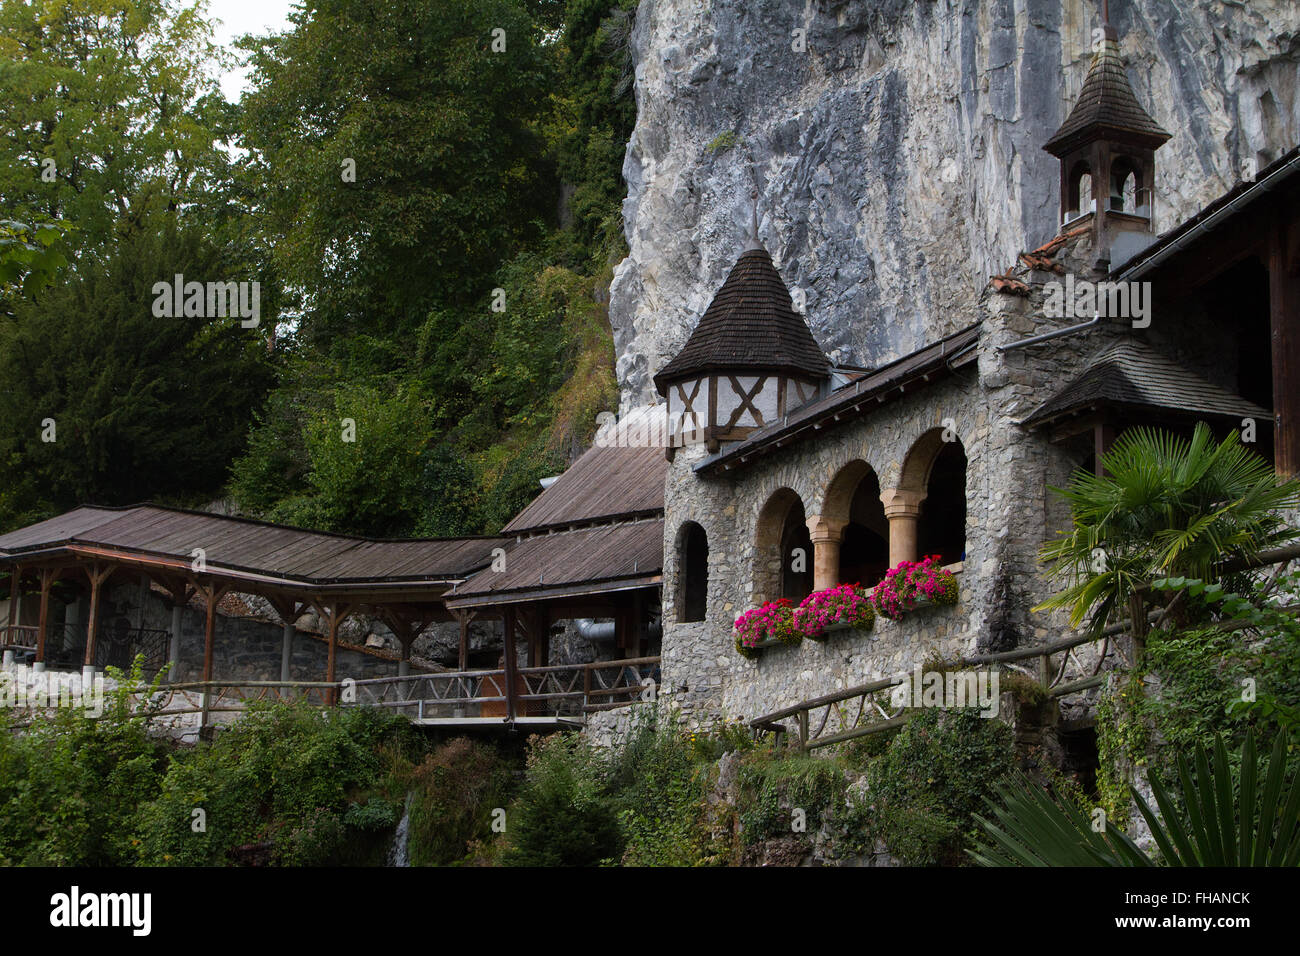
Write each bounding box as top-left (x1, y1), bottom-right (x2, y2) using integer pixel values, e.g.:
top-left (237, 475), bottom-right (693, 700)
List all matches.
top-left (610, 0), bottom-right (1300, 407)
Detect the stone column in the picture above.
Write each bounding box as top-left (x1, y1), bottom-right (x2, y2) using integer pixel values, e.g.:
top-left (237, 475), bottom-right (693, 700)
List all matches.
top-left (879, 489), bottom-right (927, 567)
top-left (805, 515), bottom-right (849, 591)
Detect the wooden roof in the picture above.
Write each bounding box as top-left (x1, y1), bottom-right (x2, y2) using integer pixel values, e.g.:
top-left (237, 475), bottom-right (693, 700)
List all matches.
top-left (502, 439), bottom-right (666, 533)
top-left (0, 505), bottom-right (505, 589)
top-left (653, 246), bottom-right (831, 392)
top-left (697, 324), bottom-right (981, 475)
top-left (1021, 339), bottom-right (1271, 429)
top-left (1043, 28), bottom-right (1171, 157)
top-left (446, 519), bottom-right (663, 608)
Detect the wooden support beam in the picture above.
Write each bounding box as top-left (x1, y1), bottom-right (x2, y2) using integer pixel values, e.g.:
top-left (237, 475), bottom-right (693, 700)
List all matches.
top-left (502, 607), bottom-right (518, 721)
top-left (310, 599), bottom-right (355, 704)
top-left (451, 608), bottom-right (476, 671)
top-left (82, 562), bottom-right (114, 668)
top-left (1270, 206), bottom-right (1300, 477)
top-left (6, 564), bottom-right (19, 631)
top-left (35, 567), bottom-right (54, 664)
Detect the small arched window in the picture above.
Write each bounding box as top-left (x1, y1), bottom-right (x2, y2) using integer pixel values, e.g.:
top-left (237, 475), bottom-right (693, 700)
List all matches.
top-left (679, 522), bottom-right (708, 622)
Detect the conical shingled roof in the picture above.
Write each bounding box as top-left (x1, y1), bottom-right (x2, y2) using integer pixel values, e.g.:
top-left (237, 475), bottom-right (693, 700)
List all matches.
top-left (653, 246), bottom-right (830, 394)
top-left (1043, 28), bottom-right (1171, 157)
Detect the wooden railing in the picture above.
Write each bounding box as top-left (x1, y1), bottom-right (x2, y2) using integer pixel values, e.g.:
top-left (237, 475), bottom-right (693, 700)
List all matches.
top-left (0, 624), bottom-right (37, 652)
top-left (345, 656), bottom-right (661, 722)
top-left (750, 618), bottom-right (1132, 751)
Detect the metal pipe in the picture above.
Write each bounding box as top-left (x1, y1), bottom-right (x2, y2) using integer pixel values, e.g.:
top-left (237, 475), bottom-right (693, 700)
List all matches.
top-left (997, 314), bottom-right (1102, 351)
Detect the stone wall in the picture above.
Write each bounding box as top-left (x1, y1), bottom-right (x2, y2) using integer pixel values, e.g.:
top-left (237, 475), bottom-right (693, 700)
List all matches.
top-left (655, 238), bottom-right (1123, 727)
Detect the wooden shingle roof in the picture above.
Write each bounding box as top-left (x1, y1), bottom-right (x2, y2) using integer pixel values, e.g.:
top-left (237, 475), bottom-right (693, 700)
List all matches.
top-left (446, 519), bottom-right (663, 608)
top-left (502, 439), bottom-right (666, 534)
top-left (1043, 29), bottom-right (1171, 157)
top-left (0, 505), bottom-right (505, 587)
top-left (1022, 339), bottom-right (1270, 429)
top-left (653, 246), bottom-right (830, 393)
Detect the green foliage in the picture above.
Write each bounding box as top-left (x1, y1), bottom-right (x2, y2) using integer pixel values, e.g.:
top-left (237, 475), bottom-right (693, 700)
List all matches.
top-left (972, 729), bottom-right (1300, 866)
top-left (0, 657), bottom-right (169, 866)
top-left (1037, 423), bottom-right (1300, 635)
top-left (501, 732), bottom-right (622, 866)
top-left (736, 750), bottom-right (847, 847)
top-left (405, 736), bottom-right (515, 866)
top-left (610, 715), bottom-right (716, 866)
top-left (0, 223), bottom-right (276, 529)
top-left (865, 708), bottom-right (1015, 865)
top-left (135, 701), bottom-right (408, 866)
top-left (0, 219), bottom-right (70, 301)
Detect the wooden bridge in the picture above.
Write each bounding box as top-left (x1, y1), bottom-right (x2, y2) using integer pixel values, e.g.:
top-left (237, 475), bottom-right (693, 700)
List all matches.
top-left (0, 652), bottom-right (662, 732)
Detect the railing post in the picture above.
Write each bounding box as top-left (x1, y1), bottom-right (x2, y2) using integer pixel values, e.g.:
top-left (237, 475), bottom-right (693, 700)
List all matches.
top-left (796, 710), bottom-right (809, 750)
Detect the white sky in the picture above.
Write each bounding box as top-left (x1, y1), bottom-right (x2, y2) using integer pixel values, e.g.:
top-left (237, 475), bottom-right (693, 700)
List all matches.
top-left (207, 0), bottom-right (297, 101)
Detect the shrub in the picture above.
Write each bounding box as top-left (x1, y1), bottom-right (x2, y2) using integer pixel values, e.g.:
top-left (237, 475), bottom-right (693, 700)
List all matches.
top-left (866, 708), bottom-right (1014, 865)
top-left (501, 733), bottom-right (622, 866)
top-left (135, 701), bottom-right (407, 866)
top-left (735, 751), bottom-right (847, 847)
top-left (405, 737), bottom-right (515, 866)
top-left (0, 659), bottom-right (169, 866)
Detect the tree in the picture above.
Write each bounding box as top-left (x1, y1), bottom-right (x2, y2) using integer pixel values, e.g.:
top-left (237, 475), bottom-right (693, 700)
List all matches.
top-left (0, 222), bottom-right (275, 528)
top-left (1036, 423), bottom-right (1300, 636)
top-left (235, 0), bottom-right (559, 348)
top-left (0, 0), bottom-right (228, 246)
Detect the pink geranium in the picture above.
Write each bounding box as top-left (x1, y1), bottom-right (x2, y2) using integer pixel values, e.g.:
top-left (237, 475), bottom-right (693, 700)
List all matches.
top-left (795, 583), bottom-right (875, 640)
top-left (869, 555), bottom-right (958, 621)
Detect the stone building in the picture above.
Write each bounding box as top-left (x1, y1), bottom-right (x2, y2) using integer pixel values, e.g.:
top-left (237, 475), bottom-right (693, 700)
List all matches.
top-left (629, 13), bottom-right (1300, 735)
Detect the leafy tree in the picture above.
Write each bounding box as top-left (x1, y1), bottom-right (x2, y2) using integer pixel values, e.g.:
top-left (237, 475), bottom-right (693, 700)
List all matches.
top-left (236, 0), bottom-right (559, 348)
top-left (0, 0), bottom-right (228, 246)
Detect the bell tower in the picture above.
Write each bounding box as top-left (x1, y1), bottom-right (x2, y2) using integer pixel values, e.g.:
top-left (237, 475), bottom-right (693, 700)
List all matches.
top-left (1043, 2), bottom-right (1170, 268)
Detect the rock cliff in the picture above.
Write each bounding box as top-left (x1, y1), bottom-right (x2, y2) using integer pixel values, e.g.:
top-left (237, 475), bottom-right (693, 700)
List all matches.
top-left (610, 0), bottom-right (1300, 407)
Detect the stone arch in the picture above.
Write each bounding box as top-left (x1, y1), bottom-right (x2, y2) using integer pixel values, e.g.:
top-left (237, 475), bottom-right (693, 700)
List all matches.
top-left (889, 427), bottom-right (968, 567)
top-left (821, 460), bottom-right (889, 587)
top-left (754, 487), bottom-right (813, 605)
top-left (675, 520), bottom-right (708, 623)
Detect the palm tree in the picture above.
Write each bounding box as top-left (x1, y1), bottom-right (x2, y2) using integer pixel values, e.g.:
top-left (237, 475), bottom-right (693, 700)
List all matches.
top-left (970, 729), bottom-right (1300, 866)
top-left (1036, 423), bottom-right (1300, 637)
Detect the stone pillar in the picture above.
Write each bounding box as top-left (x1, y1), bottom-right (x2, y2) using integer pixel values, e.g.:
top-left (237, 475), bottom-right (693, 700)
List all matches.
top-left (805, 515), bottom-right (849, 592)
top-left (280, 620), bottom-right (294, 683)
top-left (879, 489), bottom-right (927, 567)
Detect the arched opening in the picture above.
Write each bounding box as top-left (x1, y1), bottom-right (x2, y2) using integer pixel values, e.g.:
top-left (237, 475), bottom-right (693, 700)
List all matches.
top-left (678, 521), bottom-right (708, 623)
top-left (1110, 159), bottom-right (1141, 214)
top-left (754, 488), bottom-right (813, 604)
top-left (1068, 161), bottom-right (1092, 219)
top-left (823, 460), bottom-right (889, 588)
top-left (916, 440), bottom-right (967, 566)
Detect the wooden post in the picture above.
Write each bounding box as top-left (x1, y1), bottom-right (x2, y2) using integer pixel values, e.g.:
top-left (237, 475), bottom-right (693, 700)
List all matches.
top-left (1270, 207), bottom-right (1300, 477)
top-left (1094, 421), bottom-right (1116, 477)
top-left (6, 564), bottom-right (19, 632)
top-left (457, 610), bottom-right (471, 671)
top-left (82, 563), bottom-right (113, 668)
top-left (312, 600), bottom-right (354, 706)
top-left (502, 607), bottom-right (518, 721)
top-left (35, 568), bottom-right (54, 665)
